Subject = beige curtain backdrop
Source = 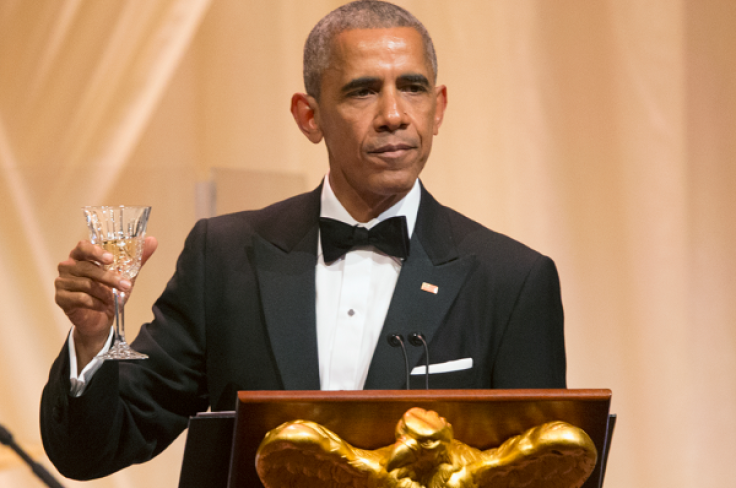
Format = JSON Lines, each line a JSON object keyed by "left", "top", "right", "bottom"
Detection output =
{"left": 1, "top": 1, "right": 734, "bottom": 487}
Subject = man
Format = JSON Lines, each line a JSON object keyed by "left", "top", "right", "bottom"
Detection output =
{"left": 42, "top": 0, "right": 565, "bottom": 480}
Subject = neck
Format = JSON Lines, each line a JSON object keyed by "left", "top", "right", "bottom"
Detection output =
{"left": 328, "top": 176, "right": 408, "bottom": 223}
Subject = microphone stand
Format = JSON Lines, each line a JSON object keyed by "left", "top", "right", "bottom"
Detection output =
{"left": 387, "top": 334, "right": 411, "bottom": 389}
{"left": 409, "top": 333, "right": 430, "bottom": 390}
{"left": 0, "top": 424, "right": 65, "bottom": 488}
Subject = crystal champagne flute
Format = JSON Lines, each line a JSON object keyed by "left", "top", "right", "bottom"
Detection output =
{"left": 83, "top": 205, "right": 151, "bottom": 360}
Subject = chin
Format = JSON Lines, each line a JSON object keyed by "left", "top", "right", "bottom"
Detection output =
{"left": 371, "top": 168, "right": 422, "bottom": 194}
{"left": 369, "top": 178, "right": 415, "bottom": 198}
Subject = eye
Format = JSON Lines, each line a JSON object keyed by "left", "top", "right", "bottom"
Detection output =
{"left": 399, "top": 82, "right": 430, "bottom": 96}
{"left": 404, "top": 84, "right": 426, "bottom": 93}
{"left": 348, "top": 87, "right": 376, "bottom": 98}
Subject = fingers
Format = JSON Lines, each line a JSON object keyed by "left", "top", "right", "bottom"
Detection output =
{"left": 141, "top": 236, "right": 158, "bottom": 266}
{"left": 56, "top": 240, "right": 125, "bottom": 320}
{"left": 55, "top": 236, "right": 158, "bottom": 326}
{"left": 69, "top": 237, "right": 158, "bottom": 268}
{"left": 55, "top": 260, "right": 115, "bottom": 311}
{"left": 60, "top": 244, "right": 129, "bottom": 292}
{"left": 69, "top": 239, "right": 112, "bottom": 267}
{"left": 128, "top": 236, "right": 158, "bottom": 289}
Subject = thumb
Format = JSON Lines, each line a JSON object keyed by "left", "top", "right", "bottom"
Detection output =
{"left": 141, "top": 236, "right": 158, "bottom": 266}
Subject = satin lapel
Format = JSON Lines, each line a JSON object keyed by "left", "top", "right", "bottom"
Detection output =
{"left": 251, "top": 187, "right": 323, "bottom": 391}
{"left": 253, "top": 229, "right": 320, "bottom": 390}
{"left": 363, "top": 236, "right": 475, "bottom": 389}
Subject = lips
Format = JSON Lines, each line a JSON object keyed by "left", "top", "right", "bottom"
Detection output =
{"left": 368, "top": 142, "right": 416, "bottom": 157}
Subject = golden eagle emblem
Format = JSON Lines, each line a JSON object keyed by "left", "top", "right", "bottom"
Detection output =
{"left": 256, "top": 407, "right": 597, "bottom": 488}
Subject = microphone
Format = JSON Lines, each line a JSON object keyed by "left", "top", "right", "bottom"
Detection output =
{"left": 387, "top": 334, "right": 410, "bottom": 390}
{"left": 0, "top": 423, "right": 66, "bottom": 488}
{"left": 409, "top": 332, "right": 430, "bottom": 390}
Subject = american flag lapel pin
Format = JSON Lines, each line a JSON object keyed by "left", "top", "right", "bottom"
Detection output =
{"left": 421, "top": 282, "right": 439, "bottom": 294}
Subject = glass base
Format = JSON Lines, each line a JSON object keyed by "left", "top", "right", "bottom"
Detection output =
{"left": 100, "top": 342, "right": 149, "bottom": 360}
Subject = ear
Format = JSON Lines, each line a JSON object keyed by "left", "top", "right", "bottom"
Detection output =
{"left": 432, "top": 85, "right": 448, "bottom": 135}
{"left": 291, "top": 93, "right": 323, "bottom": 143}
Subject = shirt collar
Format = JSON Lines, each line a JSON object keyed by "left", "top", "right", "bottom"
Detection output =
{"left": 318, "top": 174, "right": 421, "bottom": 258}
{"left": 320, "top": 174, "right": 420, "bottom": 236}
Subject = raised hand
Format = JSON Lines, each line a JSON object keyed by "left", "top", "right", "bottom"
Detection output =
{"left": 55, "top": 236, "right": 157, "bottom": 369}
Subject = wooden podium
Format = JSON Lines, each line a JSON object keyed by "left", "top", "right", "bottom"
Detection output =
{"left": 178, "top": 389, "right": 615, "bottom": 488}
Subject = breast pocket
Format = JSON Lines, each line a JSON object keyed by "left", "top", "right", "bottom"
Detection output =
{"left": 409, "top": 366, "right": 476, "bottom": 389}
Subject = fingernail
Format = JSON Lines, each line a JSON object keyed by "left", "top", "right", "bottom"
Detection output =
{"left": 102, "top": 252, "right": 113, "bottom": 262}
{"left": 119, "top": 279, "right": 132, "bottom": 290}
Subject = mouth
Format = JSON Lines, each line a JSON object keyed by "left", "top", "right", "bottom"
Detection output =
{"left": 368, "top": 143, "right": 416, "bottom": 158}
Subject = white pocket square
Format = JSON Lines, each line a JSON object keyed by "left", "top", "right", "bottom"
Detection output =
{"left": 411, "top": 357, "right": 473, "bottom": 375}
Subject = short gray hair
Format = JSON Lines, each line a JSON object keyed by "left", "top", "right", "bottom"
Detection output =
{"left": 303, "top": 0, "right": 438, "bottom": 100}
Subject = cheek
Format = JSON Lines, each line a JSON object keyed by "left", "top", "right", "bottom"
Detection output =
{"left": 334, "top": 124, "right": 368, "bottom": 154}
{"left": 324, "top": 110, "right": 360, "bottom": 137}
{"left": 327, "top": 128, "right": 359, "bottom": 156}
{"left": 419, "top": 109, "right": 438, "bottom": 136}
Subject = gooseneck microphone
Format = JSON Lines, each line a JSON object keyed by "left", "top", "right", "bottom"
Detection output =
{"left": 409, "top": 332, "right": 430, "bottom": 390}
{"left": 0, "top": 423, "right": 66, "bottom": 488}
{"left": 387, "top": 334, "right": 410, "bottom": 390}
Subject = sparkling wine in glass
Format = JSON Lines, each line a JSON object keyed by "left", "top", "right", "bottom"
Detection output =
{"left": 83, "top": 205, "right": 151, "bottom": 360}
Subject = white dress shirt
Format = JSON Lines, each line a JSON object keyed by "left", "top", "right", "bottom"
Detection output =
{"left": 317, "top": 176, "right": 419, "bottom": 390}
{"left": 69, "top": 176, "right": 421, "bottom": 395}
{"left": 68, "top": 327, "right": 113, "bottom": 396}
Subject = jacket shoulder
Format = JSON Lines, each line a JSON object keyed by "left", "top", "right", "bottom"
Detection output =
{"left": 189, "top": 188, "right": 320, "bottom": 248}
{"left": 418, "top": 184, "right": 551, "bottom": 270}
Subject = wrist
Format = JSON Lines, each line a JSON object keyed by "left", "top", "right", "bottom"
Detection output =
{"left": 72, "top": 327, "right": 112, "bottom": 370}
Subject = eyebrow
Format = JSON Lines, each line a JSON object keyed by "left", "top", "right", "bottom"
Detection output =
{"left": 399, "top": 73, "right": 431, "bottom": 87}
{"left": 341, "top": 76, "right": 381, "bottom": 94}
{"left": 340, "top": 73, "right": 431, "bottom": 94}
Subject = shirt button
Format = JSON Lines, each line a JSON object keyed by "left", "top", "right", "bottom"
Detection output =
{"left": 348, "top": 309, "right": 355, "bottom": 317}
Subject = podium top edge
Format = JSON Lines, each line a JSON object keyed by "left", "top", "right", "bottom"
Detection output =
{"left": 236, "top": 388, "right": 612, "bottom": 403}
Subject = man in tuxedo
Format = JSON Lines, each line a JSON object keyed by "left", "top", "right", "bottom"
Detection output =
{"left": 42, "top": 0, "right": 565, "bottom": 480}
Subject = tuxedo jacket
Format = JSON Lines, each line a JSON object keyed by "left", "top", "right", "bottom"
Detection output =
{"left": 40, "top": 183, "right": 565, "bottom": 479}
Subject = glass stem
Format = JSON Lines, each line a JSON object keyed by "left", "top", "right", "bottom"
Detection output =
{"left": 113, "top": 288, "right": 127, "bottom": 346}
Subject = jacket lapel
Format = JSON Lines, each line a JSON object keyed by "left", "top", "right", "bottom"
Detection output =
{"left": 252, "top": 189, "right": 322, "bottom": 390}
{"left": 363, "top": 239, "right": 475, "bottom": 389}
{"left": 363, "top": 186, "right": 475, "bottom": 389}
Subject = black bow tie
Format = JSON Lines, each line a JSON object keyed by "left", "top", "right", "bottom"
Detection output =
{"left": 319, "top": 216, "right": 410, "bottom": 263}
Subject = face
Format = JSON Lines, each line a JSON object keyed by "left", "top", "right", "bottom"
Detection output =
{"left": 294, "top": 27, "right": 447, "bottom": 220}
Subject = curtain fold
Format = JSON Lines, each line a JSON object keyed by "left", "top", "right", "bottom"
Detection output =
{"left": 1, "top": 1, "right": 733, "bottom": 486}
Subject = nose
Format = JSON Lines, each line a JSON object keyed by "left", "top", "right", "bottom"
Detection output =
{"left": 375, "top": 89, "right": 409, "bottom": 132}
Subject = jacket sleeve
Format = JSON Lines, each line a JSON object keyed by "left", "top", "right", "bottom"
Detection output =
{"left": 491, "top": 255, "right": 567, "bottom": 388}
{"left": 40, "top": 219, "right": 212, "bottom": 480}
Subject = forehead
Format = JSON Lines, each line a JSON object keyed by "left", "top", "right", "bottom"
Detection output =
{"left": 326, "top": 27, "right": 431, "bottom": 78}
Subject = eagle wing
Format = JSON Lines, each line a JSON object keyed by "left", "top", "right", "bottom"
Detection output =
{"left": 256, "top": 420, "right": 394, "bottom": 488}
{"left": 445, "top": 421, "right": 598, "bottom": 488}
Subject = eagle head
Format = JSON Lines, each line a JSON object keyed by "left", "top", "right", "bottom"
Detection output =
{"left": 385, "top": 407, "right": 454, "bottom": 477}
